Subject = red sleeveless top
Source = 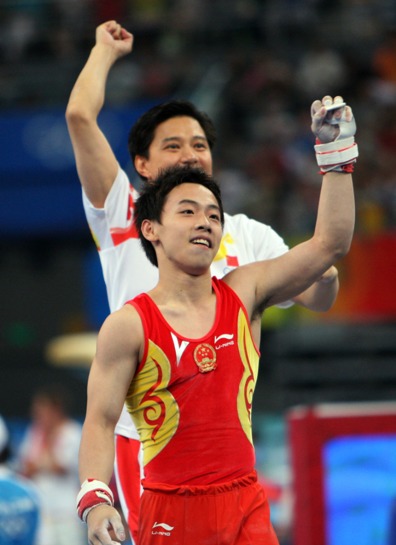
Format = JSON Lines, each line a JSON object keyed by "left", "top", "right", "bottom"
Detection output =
{"left": 125, "top": 277, "right": 260, "bottom": 485}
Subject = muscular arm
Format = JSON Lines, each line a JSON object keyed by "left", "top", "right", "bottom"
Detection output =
{"left": 292, "top": 265, "right": 339, "bottom": 312}
{"left": 65, "top": 21, "right": 133, "bottom": 207}
{"left": 250, "top": 97, "right": 355, "bottom": 313}
{"left": 79, "top": 306, "right": 142, "bottom": 484}
{"left": 79, "top": 306, "right": 143, "bottom": 544}
{"left": 265, "top": 170, "right": 353, "bottom": 307}
{"left": 228, "top": 169, "right": 355, "bottom": 326}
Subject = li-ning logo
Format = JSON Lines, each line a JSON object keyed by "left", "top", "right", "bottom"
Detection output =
{"left": 151, "top": 521, "right": 174, "bottom": 537}
{"left": 214, "top": 333, "right": 234, "bottom": 349}
{"left": 214, "top": 333, "right": 233, "bottom": 343}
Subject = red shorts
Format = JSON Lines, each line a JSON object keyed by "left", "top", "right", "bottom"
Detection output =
{"left": 114, "top": 435, "right": 142, "bottom": 544}
{"left": 138, "top": 471, "right": 280, "bottom": 545}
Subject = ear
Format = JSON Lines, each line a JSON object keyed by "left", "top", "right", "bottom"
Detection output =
{"left": 141, "top": 219, "right": 159, "bottom": 242}
{"left": 134, "top": 155, "right": 150, "bottom": 180}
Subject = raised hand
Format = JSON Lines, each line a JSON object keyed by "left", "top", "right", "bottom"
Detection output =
{"left": 311, "top": 95, "right": 356, "bottom": 143}
{"left": 311, "top": 95, "right": 358, "bottom": 173}
{"left": 96, "top": 20, "right": 134, "bottom": 59}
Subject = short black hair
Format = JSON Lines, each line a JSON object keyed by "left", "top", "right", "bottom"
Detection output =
{"left": 135, "top": 165, "right": 224, "bottom": 267}
{"left": 128, "top": 100, "right": 217, "bottom": 178}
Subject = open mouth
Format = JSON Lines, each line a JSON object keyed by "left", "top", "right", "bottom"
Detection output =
{"left": 191, "top": 237, "right": 211, "bottom": 248}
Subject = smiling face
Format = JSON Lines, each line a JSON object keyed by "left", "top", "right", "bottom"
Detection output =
{"left": 142, "top": 183, "right": 223, "bottom": 275}
{"left": 134, "top": 116, "right": 213, "bottom": 180}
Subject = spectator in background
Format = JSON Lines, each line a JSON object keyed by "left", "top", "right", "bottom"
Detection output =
{"left": 371, "top": 29, "right": 396, "bottom": 106}
{"left": 0, "top": 1, "right": 43, "bottom": 63}
{"left": 47, "top": 0, "right": 93, "bottom": 59}
{"left": 17, "top": 384, "right": 84, "bottom": 545}
{"left": 294, "top": 36, "right": 348, "bottom": 101}
{"left": 0, "top": 414, "right": 40, "bottom": 545}
{"left": 372, "top": 29, "right": 396, "bottom": 85}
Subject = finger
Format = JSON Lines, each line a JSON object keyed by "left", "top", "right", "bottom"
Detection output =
{"left": 109, "top": 516, "right": 126, "bottom": 542}
{"left": 343, "top": 105, "right": 353, "bottom": 123}
{"left": 89, "top": 526, "right": 118, "bottom": 545}
{"left": 311, "top": 104, "right": 327, "bottom": 133}
{"left": 326, "top": 106, "right": 344, "bottom": 126}
{"left": 322, "top": 95, "right": 333, "bottom": 109}
{"left": 115, "top": 24, "right": 122, "bottom": 40}
{"left": 107, "top": 22, "right": 122, "bottom": 40}
{"left": 110, "top": 23, "right": 122, "bottom": 40}
{"left": 321, "top": 95, "right": 346, "bottom": 114}
{"left": 104, "top": 20, "right": 117, "bottom": 32}
{"left": 311, "top": 99, "right": 323, "bottom": 117}
{"left": 325, "top": 99, "right": 346, "bottom": 125}
{"left": 120, "top": 28, "right": 133, "bottom": 41}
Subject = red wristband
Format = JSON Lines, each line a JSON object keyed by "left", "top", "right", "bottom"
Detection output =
{"left": 76, "top": 479, "right": 114, "bottom": 522}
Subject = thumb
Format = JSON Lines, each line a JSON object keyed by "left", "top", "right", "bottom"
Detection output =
{"left": 311, "top": 103, "right": 326, "bottom": 134}
{"left": 109, "top": 515, "right": 126, "bottom": 542}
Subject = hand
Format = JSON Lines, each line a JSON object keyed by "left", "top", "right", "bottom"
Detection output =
{"left": 311, "top": 95, "right": 358, "bottom": 173}
{"left": 311, "top": 95, "right": 356, "bottom": 143}
{"left": 96, "top": 20, "right": 134, "bottom": 59}
{"left": 317, "top": 265, "right": 338, "bottom": 284}
{"left": 86, "top": 504, "right": 126, "bottom": 545}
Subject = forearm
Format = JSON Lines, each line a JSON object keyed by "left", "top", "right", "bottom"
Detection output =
{"left": 293, "top": 266, "right": 339, "bottom": 311}
{"left": 314, "top": 171, "right": 355, "bottom": 260}
{"left": 262, "top": 173, "right": 353, "bottom": 309}
{"left": 77, "top": 421, "right": 125, "bottom": 540}
{"left": 65, "top": 42, "right": 123, "bottom": 206}
{"left": 66, "top": 44, "right": 117, "bottom": 122}
{"left": 79, "top": 417, "right": 115, "bottom": 485}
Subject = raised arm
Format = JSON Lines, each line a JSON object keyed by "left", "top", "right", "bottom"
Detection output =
{"left": 292, "top": 265, "right": 339, "bottom": 312}
{"left": 228, "top": 96, "right": 357, "bottom": 318}
{"left": 77, "top": 305, "right": 143, "bottom": 544}
{"left": 260, "top": 170, "right": 354, "bottom": 309}
{"left": 65, "top": 20, "right": 133, "bottom": 207}
{"left": 290, "top": 96, "right": 357, "bottom": 311}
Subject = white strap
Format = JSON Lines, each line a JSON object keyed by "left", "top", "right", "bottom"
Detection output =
{"left": 76, "top": 479, "right": 114, "bottom": 508}
{"left": 315, "top": 137, "right": 358, "bottom": 167}
{"left": 314, "top": 136, "right": 355, "bottom": 153}
{"left": 316, "top": 145, "right": 359, "bottom": 167}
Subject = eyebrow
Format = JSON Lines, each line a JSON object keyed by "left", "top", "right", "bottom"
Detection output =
{"left": 161, "top": 135, "right": 208, "bottom": 144}
{"left": 178, "top": 199, "right": 220, "bottom": 212}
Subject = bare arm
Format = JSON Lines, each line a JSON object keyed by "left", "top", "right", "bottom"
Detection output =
{"left": 65, "top": 21, "right": 133, "bottom": 207}
{"left": 292, "top": 265, "right": 339, "bottom": 312}
{"left": 79, "top": 305, "right": 143, "bottom": 543}
{"left": 227, "top": 97, "right": 357, "bottom": 321}
{"left": 254, "top": 170, "right": 354, "bottom": 310}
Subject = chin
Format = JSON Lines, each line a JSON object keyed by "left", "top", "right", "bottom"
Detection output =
{"left": 185, "top": 262, "right": 212, "bottom": 276}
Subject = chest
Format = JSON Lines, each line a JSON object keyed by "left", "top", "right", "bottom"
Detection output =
{"left": 159, "top": 304, "right": 216, "bottom": 339}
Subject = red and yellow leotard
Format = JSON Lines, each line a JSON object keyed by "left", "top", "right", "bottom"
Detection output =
{"left": 125, "top": 277, "right": 260, "bottom": 486}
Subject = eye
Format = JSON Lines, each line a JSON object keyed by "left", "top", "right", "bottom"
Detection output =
{"left": 209, "top": 213, "right": 221, "bottom": 222}
{"left": 180, "top": 209, "right": 194, "bottom": 215}
{"left": 165, "top": 143, "right": 180, "bottom": 150}
{"left": 195, "top": 142, "right": 208, "bottom": 149}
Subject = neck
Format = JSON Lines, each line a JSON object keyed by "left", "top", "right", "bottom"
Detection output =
{"left": 148, "top": 268, "right": 217, "bottom": 340}
{"left": 149, "top": 266, "right": 213, "bottom": 306}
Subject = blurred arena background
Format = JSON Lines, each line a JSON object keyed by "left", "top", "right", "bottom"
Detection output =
{"left": 0, "top": 1, "right": 395, "bottom": 544}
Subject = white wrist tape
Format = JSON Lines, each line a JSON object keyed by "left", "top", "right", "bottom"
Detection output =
{"left": 314, "top": 136, "right": 358, "bottom": 171}
{"left": 76, "top": 479, "right": 114, "bottom": 522}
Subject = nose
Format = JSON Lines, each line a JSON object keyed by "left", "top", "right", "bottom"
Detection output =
{"left": 179, "top": 147, "right": 199, "bottom": 166}
{"left": 196, "top": 213, "right": 211, "bottom": 231}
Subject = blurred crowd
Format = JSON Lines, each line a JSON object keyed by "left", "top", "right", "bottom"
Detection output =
{"left": 1, "top": 0, "right": 396, "bottom": 238}
{"left": 0, "top": 384, "right": 85, "bottom": 545}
